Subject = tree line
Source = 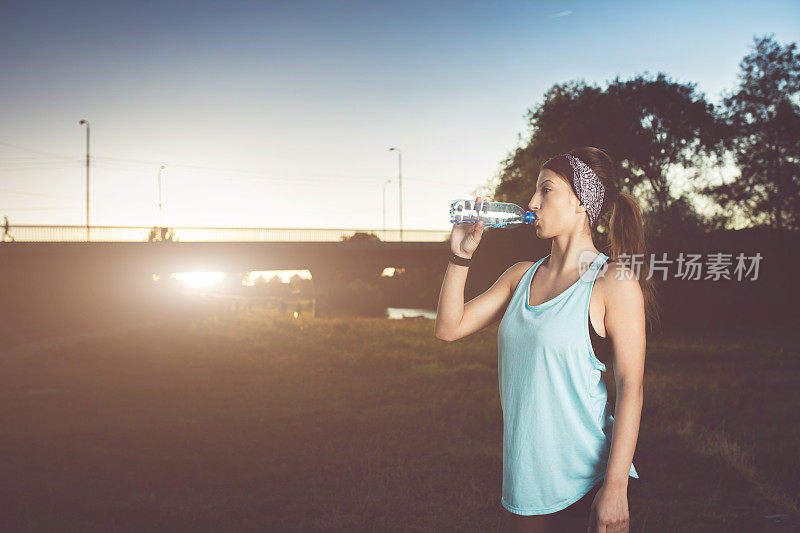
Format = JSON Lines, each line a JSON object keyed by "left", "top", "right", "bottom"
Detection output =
{"left": 478, "top": 34, "right": 799, "bottom": 241}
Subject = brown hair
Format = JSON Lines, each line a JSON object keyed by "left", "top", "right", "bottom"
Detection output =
{"left": 541, "top": 146, "right": 661, "bottom": 331}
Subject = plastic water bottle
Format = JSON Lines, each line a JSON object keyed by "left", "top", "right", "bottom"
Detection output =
{"left": 450, "top": 199, "right": 537, "bottom": 228}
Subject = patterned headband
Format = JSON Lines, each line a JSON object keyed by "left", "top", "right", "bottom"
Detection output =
{"left": 564, "top": 154, "right": 605, "bottom": 227}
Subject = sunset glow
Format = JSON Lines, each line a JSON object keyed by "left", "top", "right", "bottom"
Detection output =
{"left": 170, "top": 271, "right": 226, "bottom": 287}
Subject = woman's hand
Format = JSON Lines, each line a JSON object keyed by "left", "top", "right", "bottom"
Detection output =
{"left": 450, "top": 196, "right": 486, "bottom": 259}
{"left": 587, "top": 484, "right": 630, "bottom": 533}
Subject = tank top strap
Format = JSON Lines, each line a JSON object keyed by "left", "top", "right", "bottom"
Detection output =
{"left": 573, "top": 252, "right": 609, "bottom": 291}
{"left": 510, "top": 255, "right": 548, "bottom": 306}
{"left": 569, "top": 252, "right": 609, "bottom": 307}
{"left": 571, "top": 251, "right": 609, "bottom": 371}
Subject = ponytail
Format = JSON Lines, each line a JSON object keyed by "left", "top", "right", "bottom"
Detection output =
{"left": 608, "top": 192, "right": 662, "bottom": 331}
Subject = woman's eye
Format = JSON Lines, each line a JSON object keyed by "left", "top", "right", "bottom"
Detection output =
{"left": 543, "top": 188, "right": 551, "bottom": 193}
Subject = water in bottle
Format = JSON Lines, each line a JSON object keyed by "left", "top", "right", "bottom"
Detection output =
{"left": 450, "top": 199, "right": 537, "bottom": 228}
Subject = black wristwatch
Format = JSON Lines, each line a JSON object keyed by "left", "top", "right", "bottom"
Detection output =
{"left": 449, "top": 253, "right": 472, "bottom": 267}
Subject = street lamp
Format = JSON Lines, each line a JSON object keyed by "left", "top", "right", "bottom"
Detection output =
{"left": 388, "top": 147, "right": 402, "bottom": 241}
{"left": 78, "top": 119, "right": 90, "bottom": 241}
{"left": 382, "top": 178, "right": 392, "bottom": 237}
{"left": 158, "top": 165, "right": 166, "bottom": 227}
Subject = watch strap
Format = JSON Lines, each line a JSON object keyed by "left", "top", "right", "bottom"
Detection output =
{"left": 449, "top": 253, "right": 472, "bottom": 266}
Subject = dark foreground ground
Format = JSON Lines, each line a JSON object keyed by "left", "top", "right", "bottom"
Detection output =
{"left": 0, "top": 304, "right": 798, "bottom": 532}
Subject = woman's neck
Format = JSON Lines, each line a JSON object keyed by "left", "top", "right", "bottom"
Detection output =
{"left": 546, "top": 236, "right": 600, "bottom": 275}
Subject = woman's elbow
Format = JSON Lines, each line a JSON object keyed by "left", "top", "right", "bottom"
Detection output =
{"left": 434, "top": 327, "right": 455, "bottom": 342}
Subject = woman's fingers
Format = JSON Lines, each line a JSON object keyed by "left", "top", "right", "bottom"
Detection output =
{"left": 474, "top": 197, "right": 485, "bottom": 237}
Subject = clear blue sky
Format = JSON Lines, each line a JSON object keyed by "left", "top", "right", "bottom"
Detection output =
{"left": 1, "top": 0, "right": 798, "bottom": 229}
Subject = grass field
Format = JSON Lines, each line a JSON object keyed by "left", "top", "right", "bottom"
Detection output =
{"left": 0, "top": 307, "right": 798, "bottom": 532}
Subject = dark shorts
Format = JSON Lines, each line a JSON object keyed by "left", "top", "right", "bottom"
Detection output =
{"left": 553, "top": 480, "right": 603, "bottom": 518}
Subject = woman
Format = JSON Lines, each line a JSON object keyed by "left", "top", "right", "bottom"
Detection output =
{"left": 434, "top": 147, "right": 660, "bottom": 532}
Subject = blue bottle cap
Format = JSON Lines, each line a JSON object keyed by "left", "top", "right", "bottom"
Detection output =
{"left": 524, "top": 211, "right": 535, "bottom": 224}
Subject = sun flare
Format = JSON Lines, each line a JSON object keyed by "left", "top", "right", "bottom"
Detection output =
{"left": 170, "top": 271, "right": 226, "bottom": 287}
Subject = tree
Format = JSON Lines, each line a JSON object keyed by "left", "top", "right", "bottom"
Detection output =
{"left": 605, "top": 73, "right": 721, "bottom": 236}
{"left": 340, "top": 231, "right": 381, "bottom": 242}
{"left": 699, "top": 34, "right": 800, "bottom": 233}
{"left": 493, "top": 73, "right": 719, "bottom": 239}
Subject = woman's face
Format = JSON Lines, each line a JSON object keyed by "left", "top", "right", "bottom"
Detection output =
{"left": 527, "top": 168, "right": 585, "bottom": 238}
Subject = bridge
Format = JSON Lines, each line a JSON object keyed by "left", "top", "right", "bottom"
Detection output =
{"left": 0, "top": 225, "right": 453, "bottom": 318}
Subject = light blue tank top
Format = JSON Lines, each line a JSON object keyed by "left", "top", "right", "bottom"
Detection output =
{"left": 497, "top": 251, "right": 639, "bottom": 515}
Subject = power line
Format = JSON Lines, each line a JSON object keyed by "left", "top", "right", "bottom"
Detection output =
{"left": 0, "top": 188, "right": 81, "bottom": 200}
{"left": 0, "top": 142, "right": 77, "bottom": 161}
{"left": 91, "top": 155, "right": 460, "bottom": 185}
{"left": 0, "top": 140, "right": 470, "bottom": 187}
{"left": 91, "top": 157, "right": 466, "bottom": 188}
{"left": 0, "top": 157, "right": 81, "bottom": 162}
{"left": 0, "top": 206, "right": 80, "bottom": 211}
{"left": 89, "top": 163, "right": 383, "bottom": 189}
{"left": 0, "top": 162, "right": 83, "bottom": 169}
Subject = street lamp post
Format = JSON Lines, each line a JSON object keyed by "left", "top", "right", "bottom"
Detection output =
{"left": 388, "top": 147, "right": 402, "bottom": 241}
{"left": 79, "top": 119, "right": 90, "bottom": 241}
{"left": 382, "top": 178, "right": 392, "bottom": 238}
{"left": 158, "top": 165, "right": 166, "bottom": 227}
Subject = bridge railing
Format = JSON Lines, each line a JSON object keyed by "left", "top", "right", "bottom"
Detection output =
{"left": 0, "top": 225, "right": 452, "bottom": 243}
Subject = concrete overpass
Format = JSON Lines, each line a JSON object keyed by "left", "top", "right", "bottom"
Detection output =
{"left": 0, "top": 225, "right": 453, "bottom": 317}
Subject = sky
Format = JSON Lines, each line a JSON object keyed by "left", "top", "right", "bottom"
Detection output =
{"left": 1, "top": 0, "right": 798, "bottom": 231}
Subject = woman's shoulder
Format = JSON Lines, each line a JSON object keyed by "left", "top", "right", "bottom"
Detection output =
{"left": 507, "top": 260, "right": 536, "bottom": 294}
{"left": 598, "top": 259, "right": 638, "bottom": 283}
{"left": 596, "top": 259, "right": 643, "bottom": 301}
